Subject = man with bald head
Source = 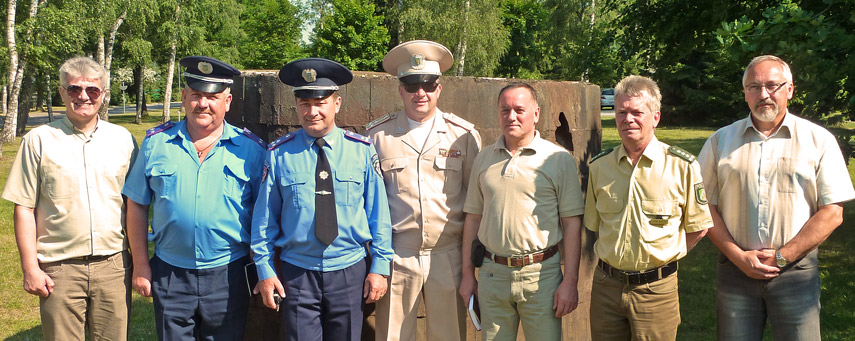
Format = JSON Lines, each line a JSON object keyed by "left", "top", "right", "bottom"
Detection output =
{"left": 699, "top": 55, "right": 855, "bottom": 339}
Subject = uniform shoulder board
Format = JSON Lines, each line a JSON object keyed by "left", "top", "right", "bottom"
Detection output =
{"left": 668, "top": 146, "right": 697, "bottom": 162}
{"left": 365, "top": 113, "right": 395, "bottom": 131}
{"left": 268, "top": 133, "right": 295, "bottom": 151}
{"left": 344, "top": 129, "right": 371, "bottom": 145}
{"left": 241, "top": 127, "right": 266, "bottom": 148}
{"left": 146, "top": 121, "right": 175, "bottom": 137}
{"left": 590, "top": 147, "right": 615, "bottom": 163}
{"left": 443, "top": 112, "right": 475, "bottom": 131}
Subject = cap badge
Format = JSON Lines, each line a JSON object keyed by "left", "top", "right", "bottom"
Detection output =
{"left": 411, "top": 54, "right": 425, "bottom": 70}
{"left": 198, "top": 62, "right": 214, "bottom": 75}
{"left": 302, "top": 68, "right": 317, "bottom": 82}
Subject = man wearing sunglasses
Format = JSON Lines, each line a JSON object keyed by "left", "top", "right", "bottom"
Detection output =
{"left": 366, "top": 40, "right": 481, "bottom": 341}
{"left": 2, "top": 56, "right": 138, "bottom": 339}
{"left": 699, "top": 55, "right": 855, "bottom": 339}
{"left": 123, "top": 56, "right": 266, "bottom": 340}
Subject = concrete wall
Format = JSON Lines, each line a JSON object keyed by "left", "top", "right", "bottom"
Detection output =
{"left": 229, "top": 71, "right": 604, "bottom": 340}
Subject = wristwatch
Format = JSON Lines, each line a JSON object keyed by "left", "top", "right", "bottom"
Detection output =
{"left": 775, "top": 250, "right": 788, "bottom": 268}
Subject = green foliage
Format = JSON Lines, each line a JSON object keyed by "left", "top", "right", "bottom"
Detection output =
{"left": 496, "top": 0, "right": 550, "bottom": 79}
{"left": 398, "top": 0, "right": 509, "bottom": 76}
{"left": 239, "top": 0, "right": 304, "bottom": 69}
{"left": 309, "top": 0, "right": 390, "bottom": 71}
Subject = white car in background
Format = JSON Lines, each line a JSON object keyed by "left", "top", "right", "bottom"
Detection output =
{"left": 601, "top": 88, "right": 615, "bottom": 108}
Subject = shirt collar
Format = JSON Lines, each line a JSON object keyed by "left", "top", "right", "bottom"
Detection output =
{"left": 617, "top": 135, "right": 663, "bottom": 164}
{"left": 301, "top": 126, "right": 342, "bottom": 150}
{"left": 61, "top": 115, "right": 99, "bottom": 138}
{"left": 496, "top": 131, "right": 541, "bottom": 153}
{"left": 742, "top": 111, "right": 793, "bottom": 139}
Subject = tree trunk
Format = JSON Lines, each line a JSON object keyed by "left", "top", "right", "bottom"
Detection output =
{"left": 163, "top": 3, "right": 180, "bottom": 123}
{"left": 3, "top": 0, "right": 21, "bottom": 144}
{"left": 98, "top": 8, "right": 127, "bottom": 121}
{"left": 16, "top": 73, "right": 34, "bottom": 135}
{"left": 455, "top": 0, "right": 470, "bottom": 76}
{"left": 2, "top": 86, "right": 7, "bottom": 116}
{"left": 46, "top": 72, "right": 52, "bottom": 122}
{"left": 134, "top": 66, "right": 144, "bottom": 124}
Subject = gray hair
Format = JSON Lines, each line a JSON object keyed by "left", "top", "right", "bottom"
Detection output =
{"left": 58, "top": 56, "right": 108, "bottom": 88}
{"left": 614, "top": 75, "right": 661, "bottom": 113}
{"left": 742, "top": 55, "right": 793, "bottom": 86}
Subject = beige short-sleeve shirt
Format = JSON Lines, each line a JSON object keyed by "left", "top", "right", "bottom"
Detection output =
{"left": 698, "top": 113, "right": 855, "bottom": 250}
{"left": 464, "top": 133, "right": 585, "bottom": 256}
{"left": 367, "top": 110, "right": 481, "bottom": 254}
{"left": 584, "top": 137, "right": 713, "bottom": 271}
{"left": 2, "top": 117, "right": 137, "bottom": 262}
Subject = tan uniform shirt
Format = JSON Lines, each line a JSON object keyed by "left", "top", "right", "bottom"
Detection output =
{"left": 464, "top": 132, "right": 585, "bottom": 256}
{"left": 698, "top": 113, "right": 855, "bottom": 250}
{"left": 367, "top": 110, "right": 481, "bottom": 255}
{"left": 585, "top": 137, "right": 713, "bottom": 271}
{"left": 2, "top": 117, "right": 137, "bottom": 262}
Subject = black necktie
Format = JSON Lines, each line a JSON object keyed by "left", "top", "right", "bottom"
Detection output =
{"left": 314, "top": 138, "right": 338, "bottom": 245}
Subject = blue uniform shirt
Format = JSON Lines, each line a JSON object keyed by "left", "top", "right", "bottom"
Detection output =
{"left": 123, "top": 120, "right": 266, "bottom": 269}
{"left": 252, "top": 127, "right": 393, "bottom": 281}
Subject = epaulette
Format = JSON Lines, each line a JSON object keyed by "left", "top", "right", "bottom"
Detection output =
{"left": 344, "top": 130, "right": 371, "bottom": 145}
{"left": 590, "top": 147, "right": 615, "bottom": 163}
{"left": 268, "top": 133, "right": 295, "bottom": 151}
{"left": 241, "top": 127, "right": 266, "bottom": 148}
{"left": 146, "top": 121, "right": 175, "bottom": 137}
{"left": 668, "top": 146, "right": 696, "bottom": 162}
{"left": 443, "top": 112, "right": 475, "bottom": 131}
{"left": 365, "top": 113, "right": 395, "bottom": 131}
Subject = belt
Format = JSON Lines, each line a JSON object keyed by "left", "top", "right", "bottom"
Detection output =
{"left": 598, "top": 259, "right": 677, "bottom": 285}
{"left": 68, "top": 254, "right": 115, "bottom": 262}
{"left": 485, "top": 244, "right": 560, "bottom": 267}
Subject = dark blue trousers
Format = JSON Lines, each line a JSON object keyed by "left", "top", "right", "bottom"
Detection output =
{"left": 151, "top": 255, "right": 251, "bottom": 341}
{"left": 280, "top": 259, "right": 366, "bottom": 341}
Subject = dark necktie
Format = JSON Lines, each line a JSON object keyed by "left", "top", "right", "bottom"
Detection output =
{"left": 314, "top": 138, "right": 338, "bottom": 245}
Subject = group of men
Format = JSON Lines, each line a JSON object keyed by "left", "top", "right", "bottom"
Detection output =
{"left": 3, "top": 39, "right": 852, "bottom": 341}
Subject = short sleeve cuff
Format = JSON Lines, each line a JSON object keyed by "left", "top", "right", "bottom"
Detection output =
{"left": 122, "top": 187, "right": 152, "bottom": 205}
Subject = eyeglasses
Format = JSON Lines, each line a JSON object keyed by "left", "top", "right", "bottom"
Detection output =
{"left": 66, "top": 85, "right": 103, "bottom": 98}
{"left": 745, "top": 81, "right": 787, "bottom": 94}
{"left": 402, "top": 82, "right": 439, "bottom": 93}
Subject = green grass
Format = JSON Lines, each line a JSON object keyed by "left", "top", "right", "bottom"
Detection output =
{"left": 1, "top": 116, "right": 854, "bottom": 339}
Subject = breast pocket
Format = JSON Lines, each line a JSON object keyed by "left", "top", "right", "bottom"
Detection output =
{"left": 279, "top": 173, "right": 311, "bottom": 209}
{"left": 380, "top": 157, "right": 408, "bottom": 194}
{"left": 149, "top": 163, "right": 178, "bottom": 200}
{"left": 43, "top": 167, "right": 78, "bottom": 199}
{"left": 334, "top": 171, "right": 364, "bottom": 207}
{"left": 776, "top": 157, "right": 815, "bottom": 193}
{"left": 640, "top": 199, "right": 679, "bottom": 244}
{"left": 225, "top": 163, "right": 251, "bottom": 204}
{"left": 435, "top": 156, "right": 463, "bottom": 194}
{"left": 595, "top": 196, "right": 624, "bottom": 214}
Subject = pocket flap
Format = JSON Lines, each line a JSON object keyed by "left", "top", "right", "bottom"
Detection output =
{"left": 435, "top": 156, "right": 462, "bottom": 171}
{"left": 335, "top": 171, "right": 363, "bottom": 183}
{"left": 380, "top": 157, "right": 407, "bottom": 171}
{"left": 225, "top": 163, "right": 250, "bottom": 182}
{"left": 150, "top": 163, "right": 177, "bottom": 177}
{"left": 640, "top": 199, "right": 678, "bottom": 216}
{"left": 280, "top": 173, "right": 310, "bottom": 186}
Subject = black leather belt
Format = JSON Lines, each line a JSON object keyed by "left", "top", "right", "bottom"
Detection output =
{"left": 485, "top": 244, "right": 560, "bottom": 267}
{"left": 598, "top": 259, "right": 677, "bottom": 285}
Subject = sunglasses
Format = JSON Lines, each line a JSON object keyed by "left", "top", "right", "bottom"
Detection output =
{"left": 402, "top": 82, "right": 439, "bottom": 93}
{"left": 66, "top": 85, "right": 103, "bottom": 99}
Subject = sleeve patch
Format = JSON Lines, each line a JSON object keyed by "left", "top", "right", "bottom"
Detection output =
{"left": 694, "top": 182, "right": 708, "bottom": 205}
{"left": 372, "top": 153, "right": 383, "bottom": 179}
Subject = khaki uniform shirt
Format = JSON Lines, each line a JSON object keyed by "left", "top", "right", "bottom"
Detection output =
{"left": 367, "top": 110, "right": 481, "bottom": 254}
{"left": 698, "top": 113, "right": 855, "bottom": 250}
{"left": 585, "top": 137, "right": 713, "bottom": 271}
{"left": 2, "top": 117, "right": 137, "bottom": 263}
{"left": 464, "top": 133, "right": 585, "bottom": 256}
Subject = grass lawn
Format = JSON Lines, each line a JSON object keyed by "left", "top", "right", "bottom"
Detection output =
{"left": 0, "top": 115, "right": 853, "bottom": 339}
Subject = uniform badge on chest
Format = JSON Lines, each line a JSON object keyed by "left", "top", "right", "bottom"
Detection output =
{"left": 439, "top": 148, "right": 462, "bottom": 158}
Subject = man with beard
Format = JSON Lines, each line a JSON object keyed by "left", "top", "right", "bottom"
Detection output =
{"left": 698, "top": 55, "right": 855, "bottom": 339}
{"left": 2, "top": 56, "right": 137, "bottom": 340}
{"left": 123, "top": 56, "right": 266, "bottom": 340}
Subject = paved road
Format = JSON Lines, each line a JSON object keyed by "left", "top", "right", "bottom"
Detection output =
{"left": 601, "top": 107, "right": 615, "bottom": 117}
{"left": 26, "top": 102, "right": 181, "bottom": 126}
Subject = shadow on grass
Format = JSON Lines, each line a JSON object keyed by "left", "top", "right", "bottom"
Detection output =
{"left": 5, "top": 296, "right": 156, "bottom": 340}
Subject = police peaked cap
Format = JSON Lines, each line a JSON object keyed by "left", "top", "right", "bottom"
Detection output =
{"left": 180, "top": 56, "right": 240, "bottom": 94}
{"left": 279, "top": 58, "right": 353, "bottom": 99}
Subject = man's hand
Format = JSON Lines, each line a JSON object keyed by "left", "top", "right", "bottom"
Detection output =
{"left": 254, "top": 277, "right": 286, "bottom": 310}
{"left": 22, "top": 267, "right": 54, "bottom": 297}
{"left": 459, "top": 273, "right": 478, "bottom": 302}
{"left": 734, "top": 249, "right": 780, "bottom": 280}
{"left": 553, "top": 278, "right": 578, "bottom": 317}
{"left": 132, "top": 263, "right": 153, "bottom": 297}
{"left": 363, "top": 273, "right": 387, "bottom": 304}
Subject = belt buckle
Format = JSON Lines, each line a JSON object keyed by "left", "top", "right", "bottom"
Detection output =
{"left": 507, "top": 254, "right": 533, "bottom": 267}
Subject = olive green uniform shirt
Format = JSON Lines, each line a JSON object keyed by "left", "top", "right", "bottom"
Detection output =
{"left": 2, "top": 117, "right": 137, "bottom": 262}
{"left": 585, "top": 137, "right": 712, "bottom": 271}
{"left": 464, "top": 132, "right": 585, "bottom": 256}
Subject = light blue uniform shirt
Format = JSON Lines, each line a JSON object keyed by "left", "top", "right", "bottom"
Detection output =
{"left": 252, "top": 126, "right": 393, "bottom": 281}
{"left": 123, "top": 120, "right": 266, "bottom": 269}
